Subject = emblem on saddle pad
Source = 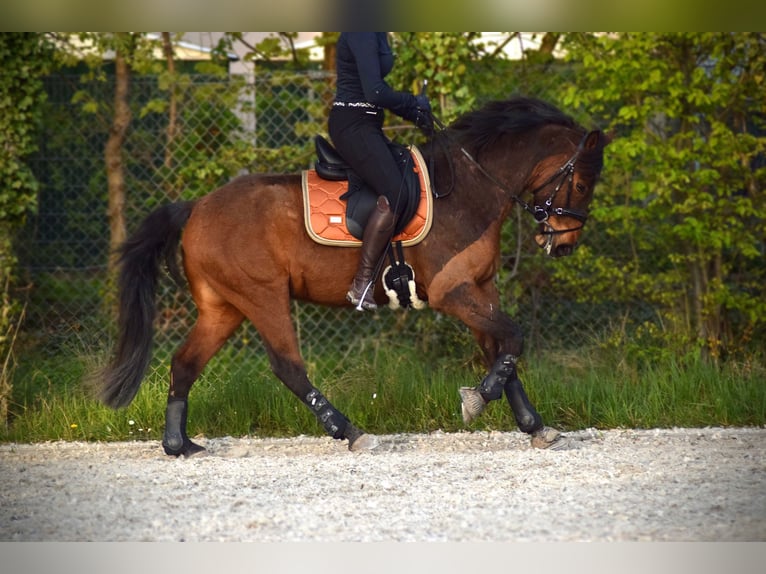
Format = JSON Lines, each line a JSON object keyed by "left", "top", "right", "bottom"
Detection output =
{"left": 301, "top": 137, "right": 433, "bottom": 247}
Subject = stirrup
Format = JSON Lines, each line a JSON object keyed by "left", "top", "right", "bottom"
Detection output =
{"left": 347, "top": 281, "right": 377, "bottom": 311}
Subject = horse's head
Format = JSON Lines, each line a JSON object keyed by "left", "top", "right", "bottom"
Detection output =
{"left": 530, "top": 129, "right": 609, "bottom": 258}
{"left": 436, "top": 97, "right": 610, "bottom": 257}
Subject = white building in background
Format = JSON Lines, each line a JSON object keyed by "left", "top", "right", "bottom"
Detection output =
{"left": 178, "top": 33, "right": 560, "bottom": 75}
{"left": 180, "top": 32, "right": 323, "bottom": 74}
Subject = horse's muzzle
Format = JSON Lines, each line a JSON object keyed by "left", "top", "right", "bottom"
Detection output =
{"left": 552, "top": 243, "right": 574, "bottom": 257}
{"left": 534, "top": 225, "right": 579, "bottom": 257}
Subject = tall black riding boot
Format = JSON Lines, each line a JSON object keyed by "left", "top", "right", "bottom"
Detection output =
{"left": 347, "top": 196, "right": 396, "bottom": 311}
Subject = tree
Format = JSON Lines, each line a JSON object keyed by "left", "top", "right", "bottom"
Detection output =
{"left": 104, "top": 33, "right": 134, "bottom": 274}
{"left": 59, "top": 33, "right": 193, "bottom": 277}
{"left": 560, "top": 33, "right": 766, "bottom": 359}
{"left": 51, "top": 33, "right": 160, "bottom": 280}
{"left": 161, "top": 32, "right": 180, "bottom": 200}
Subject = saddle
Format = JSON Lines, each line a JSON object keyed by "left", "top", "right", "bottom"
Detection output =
{"left": 301, "top": 135, "right": 433, "bottom": 247}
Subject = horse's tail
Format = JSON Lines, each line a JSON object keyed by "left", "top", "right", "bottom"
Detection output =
{"left": 98, "top": 201, "right": 195, "bottom": 409}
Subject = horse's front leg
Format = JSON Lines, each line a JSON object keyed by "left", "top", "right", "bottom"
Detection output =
{"left": 460, "top": 334, "right": 562, "bottom": 449}
{"left": 459, "top": 352, "right": 533, "bottom": 425}
{"left": 433, "top": 282, "right": 561, "bottom": 448}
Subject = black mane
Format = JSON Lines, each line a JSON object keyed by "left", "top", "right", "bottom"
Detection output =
{"left": 446, "top": 96, "right": 579, "bottom": 154}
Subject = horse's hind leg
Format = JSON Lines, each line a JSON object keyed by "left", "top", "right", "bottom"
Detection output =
{"left": 163, "top": 303, "right": 244, "bottom": 456}
{"left": 265, "top": 350, "right": 377, "bottom": 450}
{"left": 237, "top": 290, "right": 378, "bottom": 451}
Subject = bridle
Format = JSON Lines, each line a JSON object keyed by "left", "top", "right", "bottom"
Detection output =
{"left": 521, "top": 136, "right": 591, "bottom": 255}
{"left": 525, "top": 137, "right": 589, "bottom": 230}
{"left": 469, "top": 136, "right": 589, "bottom": 231}
{"left": 454, "top": 133, "right": 590, "bottom": 255}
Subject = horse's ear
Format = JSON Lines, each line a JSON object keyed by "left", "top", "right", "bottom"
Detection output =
{"left": 584, "top": 129, "right": 612, "bottom": 149}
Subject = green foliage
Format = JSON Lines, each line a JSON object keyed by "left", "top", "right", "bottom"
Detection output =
{"left": 216, "top": 33, "right": 319, "bottom": 70}
{"left": 559, "top": 33, "right": 766, "bottom": 358}
{"left": 0, "top": 33, "right": 52, "bottom": 226}
{"left": 390, "top": 32, "right": 483, "bottom": 123}
{"left": 0, "top": 33, "right": 54, "bottom": 425}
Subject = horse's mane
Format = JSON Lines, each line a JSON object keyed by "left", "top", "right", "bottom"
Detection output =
{"left": 444, "top": 96, "right": 580, "bottom": 155}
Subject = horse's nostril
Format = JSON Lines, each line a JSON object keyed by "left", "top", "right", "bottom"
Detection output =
{"left": 554, "top": 244, "right": 574, "bottom": 257}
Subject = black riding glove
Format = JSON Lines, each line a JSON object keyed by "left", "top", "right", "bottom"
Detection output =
{"left": 413, "top": 94, "right": 434, "bottom": 135}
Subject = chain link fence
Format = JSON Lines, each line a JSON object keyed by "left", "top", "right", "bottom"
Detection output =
{"left": 18, "top": 69, "right": 630, "bottom": 385}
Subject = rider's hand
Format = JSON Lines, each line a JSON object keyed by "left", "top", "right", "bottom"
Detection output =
{"left": 413, "top": 94, "right": 434, "bottom": 134}
{"left": 414, "top": 94, "right": 431, "bottom": 112}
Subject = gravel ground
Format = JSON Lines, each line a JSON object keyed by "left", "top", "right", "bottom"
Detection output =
{"left": 1, "top": 427, "right": 764, "bottom": 542}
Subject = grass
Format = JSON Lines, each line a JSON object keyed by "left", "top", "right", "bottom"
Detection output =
{"left": 2, "top": 340, "right": 765, "bottom": 444}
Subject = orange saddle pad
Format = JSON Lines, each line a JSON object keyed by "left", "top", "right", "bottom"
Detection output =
{"left": 301, "top": 145, "right": 433, "bottom": 247}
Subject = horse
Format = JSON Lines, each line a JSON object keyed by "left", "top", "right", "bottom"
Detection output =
{"left": 97, "top": 96, "right": 609, "bottom": 456}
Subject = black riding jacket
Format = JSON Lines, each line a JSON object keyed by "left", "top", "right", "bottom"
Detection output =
{"left": 334, "top": 32, "right": 418, "bottom": 122}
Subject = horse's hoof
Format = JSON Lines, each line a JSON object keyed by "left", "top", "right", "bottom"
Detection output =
{"left": 163, "top": 439, "right": 206, "bottom": 457}
{"left": 349, "top": 433, "right": 380, "bottom": 452}
{"left": 530, "top": 426, "right": 564, "bottom": 449}
{"left": 459, "top": 386, "right": 486, "bottom": 424}
{"left": 183, "top": 441, "right": 207, "bottom": 457}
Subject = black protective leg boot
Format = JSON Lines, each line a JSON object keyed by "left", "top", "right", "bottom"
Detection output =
{"left": 347, "top": 196, "right": 396, "bottom": 311}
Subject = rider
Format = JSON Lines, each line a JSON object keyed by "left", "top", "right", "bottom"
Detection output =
{"left": 328, "top": 32, "right": 433, "bottom": 311}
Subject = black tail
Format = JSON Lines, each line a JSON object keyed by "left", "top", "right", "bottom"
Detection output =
{"left": 99, "top": 201, "right": 194, "bottom": 408}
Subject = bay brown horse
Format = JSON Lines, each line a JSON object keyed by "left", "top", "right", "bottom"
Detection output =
{"left": 98, "top": 96, "right": 609, "bottom": 455}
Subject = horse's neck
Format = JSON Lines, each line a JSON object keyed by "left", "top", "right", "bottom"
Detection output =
{"left": 425, "top": 153, "right": 512, "bottom": 226}
{"left": 462, "top": 149, "right": 534, "bottom": 215}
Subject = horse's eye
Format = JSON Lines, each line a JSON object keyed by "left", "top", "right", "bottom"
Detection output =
{"left": 576, "top": 182, "right": 586, "bottom": 194}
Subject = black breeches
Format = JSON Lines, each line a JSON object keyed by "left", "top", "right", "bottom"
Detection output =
{"left": 328, "top": 106, "right": 407, "bottom": 213}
